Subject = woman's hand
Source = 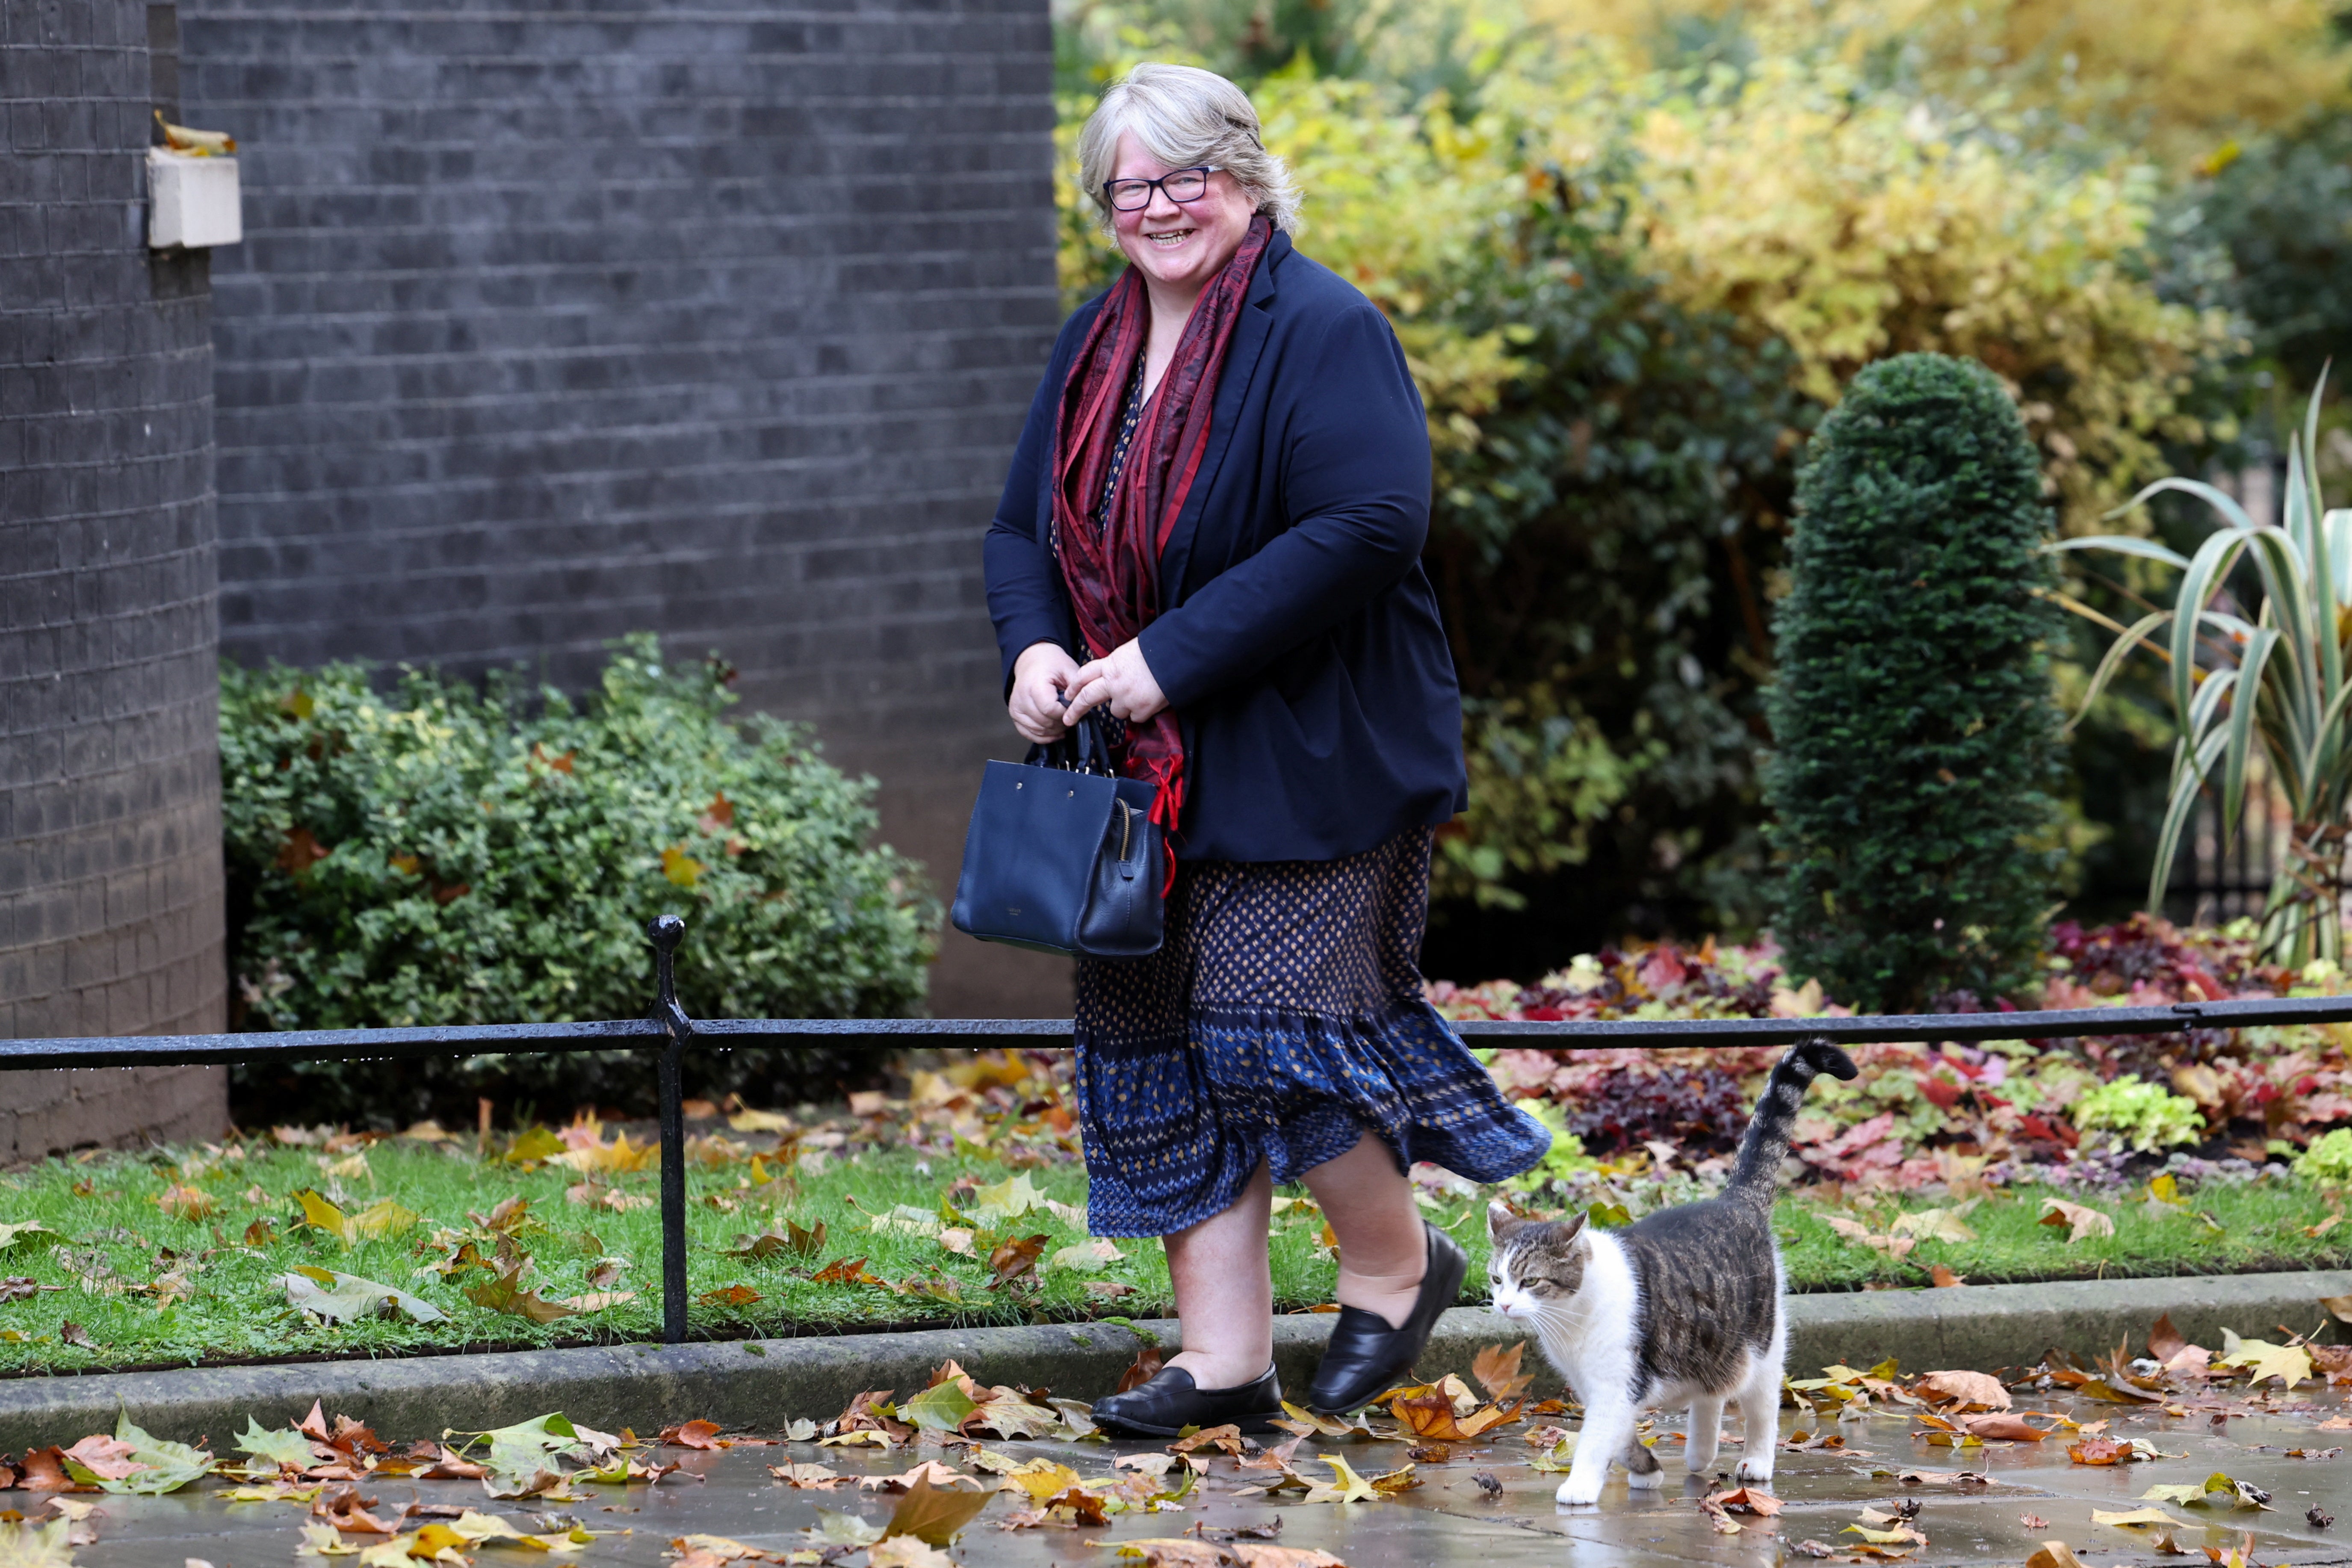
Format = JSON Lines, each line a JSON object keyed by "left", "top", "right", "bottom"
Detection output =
{"left": 1066, "top": 639, "right": 1167, "bottom": 725}
{"left": 1008, "top": 642, "right": 1080, "bottom": 744}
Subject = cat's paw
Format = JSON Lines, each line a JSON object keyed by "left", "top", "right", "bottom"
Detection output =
{"left": 1732, "top": 1457, "right": 1775, "bottom": 1484}
{"left": 1624, "top": 1466, "right": 1664, "bottom": 1490}
{"left": 1554, "top": 1474, "right": 1604, "bottom": 1507}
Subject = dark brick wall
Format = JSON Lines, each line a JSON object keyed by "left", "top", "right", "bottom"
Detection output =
{"left": 0, "top": 0, "right": 231, "bottom": 1153}
{"left": 180, "top": 0, "right": 1070, "bottom": 1013}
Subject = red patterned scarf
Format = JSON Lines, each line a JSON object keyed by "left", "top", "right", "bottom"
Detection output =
{"left": 1050, "top": 216, "right": 1272, "bottom": 868}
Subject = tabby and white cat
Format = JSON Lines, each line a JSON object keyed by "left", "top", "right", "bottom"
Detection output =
{"left": 1485, "top": 1037, "right": 1858, "bottom": 1506}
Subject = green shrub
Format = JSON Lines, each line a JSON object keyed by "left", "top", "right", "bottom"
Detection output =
{"left": 220, "top": 635, "right": 934, "bottom": 1125}
{"left": 2071, "top": 1076, "right": 2206, "bottom": 1153}
{"left": 2296, "top": 1127, "right": 2352, "bottom": 1185}
{"left": 1764, "top": 353, "right": 2066, "bottom": 1010}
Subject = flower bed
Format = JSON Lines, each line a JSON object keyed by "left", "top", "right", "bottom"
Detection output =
{"left": 1427, "top": 915, "right": 2352, "bottom": 1200}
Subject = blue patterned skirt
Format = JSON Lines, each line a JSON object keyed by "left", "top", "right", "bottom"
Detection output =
{"left": 1073, "top": 827, "right": 1551, "bottom": 1238}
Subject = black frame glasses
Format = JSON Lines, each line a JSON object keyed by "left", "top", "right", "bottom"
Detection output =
{"left": 1102, "top": 166, "right": 1222, "bottom": 212}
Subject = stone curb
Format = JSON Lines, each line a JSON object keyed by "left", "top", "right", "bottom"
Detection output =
{"left": 2, "top": 1270, "right": 2344, "bottom": 1450}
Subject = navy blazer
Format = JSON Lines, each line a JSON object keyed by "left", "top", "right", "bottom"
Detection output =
{"left": 984, "top": 230, "right": 1467, "bottom": 864}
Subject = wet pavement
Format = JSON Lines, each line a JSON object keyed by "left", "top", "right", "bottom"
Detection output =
{"left": 18, "top": 1385, "right": 2352, "bottom": 1567}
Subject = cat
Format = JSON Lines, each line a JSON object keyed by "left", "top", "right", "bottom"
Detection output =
{"left": 1485, "top": 1036, "right": 1858, "bottom": 1506}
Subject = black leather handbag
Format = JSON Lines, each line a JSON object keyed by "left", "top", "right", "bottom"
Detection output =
{"left": 950, "top": 713, "right": 1165, "bottom": 958}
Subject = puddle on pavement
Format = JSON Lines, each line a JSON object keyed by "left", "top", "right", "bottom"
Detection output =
{"left": 22, "top": 1387, "right": 2352, "bottom": 1567}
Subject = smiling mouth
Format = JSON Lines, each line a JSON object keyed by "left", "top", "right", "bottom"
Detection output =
{"left": 1144, "top": 227, "right": 1195, "bottom": 249}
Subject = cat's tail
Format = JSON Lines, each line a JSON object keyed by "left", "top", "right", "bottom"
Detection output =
{"left": 1728, "top": 1036, "right": 1859, "bottom": 1203}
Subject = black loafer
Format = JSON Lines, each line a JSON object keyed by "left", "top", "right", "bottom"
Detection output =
{"left": 1090, "top": 1363, "right": 1284, "bottom": 1438}
{"left": 1304, "top": 1221, "right": 1468, "bottom": 1414}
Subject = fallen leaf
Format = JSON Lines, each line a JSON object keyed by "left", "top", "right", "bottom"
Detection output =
{"left": 2214, "top": 1333, "right": 2311, "bottom": 1388}
{"left": 697, "top": 1285, "right": 761, "bottom": 1308}
{"left": 1891, "top": 1206, "right": 1977, "bottom": 1243}
{"left": 2025, "top": 1546, "right": 2088, "bottom": 1568}
{"left": 811, "top": 1257, "right": 883, "bottom": 1287}
{"left": 868, "top": 1540, "right": 955, "bottom": 1568}
{"left": 881, "top": 1474, "right": 995, "bottom": 1545}
{"left": 1115, "top": 1346, "right": 1164, "bottom": 1395}
{"left": 464, "top": 1267, "right": 579, "bottom": 1325}
{"left": 1047, "top": 1239, "right": 1125, "bottom": 1273}
{"left": 1229, "top": 1547, "right": 1345, "bottom": 1568}
{"left": 157, "top": 1184, "right": 216, "bottom": 1221}
{"left": 1113, "top": 1541, "right": 1225, "bottom": 1568}
{"left": 2039, "top": 1199, "right": 2116, "bottom": 1243}
{"left": 2091, "top": 1507, "right": 2185, "bottom": 1528}
{"left": 1471, "top": 1342, "right": 1533, "bottom": 1403}
{"left": 660, "top": 1421, "right": 725, "bottom": 1450}
{"left": 1927, "top": 1265, "right": 1967, "bottom": 1287}
{"left": 987, "top": 1234, "right": 1049, "bottom": 1287}
{"left": 1299, "top": 1454, "right": 1376, "bottom": 1505}
{"left": 1915, "top": 1371, "right": 2009, "bottom": 1412}
{"left": 284, "top": 1267, "right": 446, "bottom": 1324}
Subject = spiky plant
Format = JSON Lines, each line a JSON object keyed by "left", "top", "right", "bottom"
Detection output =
{"left": 2061, "top": 370, "right": 2351, "bottom": 964}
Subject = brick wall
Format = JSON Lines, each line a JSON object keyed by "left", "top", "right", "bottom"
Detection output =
{"left": 0, "top": 0, "right": 231, "bottom": 1156}
{"left": 181, "top": 0, "right": 1072, "bottom": 1014}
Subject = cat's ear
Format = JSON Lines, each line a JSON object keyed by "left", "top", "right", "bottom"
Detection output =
{"left": 1486, "top": 1199, "right": 1525, "bottom": 1241}
{"left": 1556, "top": 1208, "right": 1590, "bottom": 1249}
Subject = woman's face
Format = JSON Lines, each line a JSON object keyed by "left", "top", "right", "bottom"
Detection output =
{"left": 1107, "top": 131, "right": 1258, "bottom": 302}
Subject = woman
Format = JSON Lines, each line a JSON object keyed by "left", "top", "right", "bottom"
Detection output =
{"left": 984, "top": 62, "right": 1548, "bottom": 1436}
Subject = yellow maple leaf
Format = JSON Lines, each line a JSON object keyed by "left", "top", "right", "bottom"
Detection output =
{"left": 2215, "top": 1332, "right": 2311, "bottom": 1388}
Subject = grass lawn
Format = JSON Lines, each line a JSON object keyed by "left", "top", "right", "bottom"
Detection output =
{"left": 2, "top": 1123, "right": 2347, "bottom": 1378}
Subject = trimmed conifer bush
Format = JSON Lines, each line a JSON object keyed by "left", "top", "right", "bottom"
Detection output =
{"left": 1764, "top": 353, "right": 2064, "bottom": 1010}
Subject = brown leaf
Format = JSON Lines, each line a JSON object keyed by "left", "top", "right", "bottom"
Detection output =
{"left": 1471, "top": 1341, "right": 1534, "bottom": 1403}
{"left": 2038, "top": 1199, "right": 2116, "bottom": 1243}
{"left": 157, "top": 1184, "right": 216, "bottom": 1221}
{"left": 277, "top": 827, "right": 331, "bottom": 874}
{"left": 2024, "top": 1545, "right": 2088, "bottom": 1568}
{"left": 2149, "top": 1313, "right": 2190, "bottom": 1361}
{"left": 1116, "top": 1345, "right": 1165, "bottom": 1394}
{"left": 1229, "top": 1547, "right": 1347, "bottom": 1568}
{"left": 1040, "top": 1486, "right": 1108, "bottom": 1525}
{"left": 1170, "top": 1423, "right": 1247, "bottom": 1457}
{"left": 2020, "top": 1514, "right": 2051, "bottom": 1530}
{"left": 13, "top": 1448, "right": 73, "bottom": 1491}
{"left": 698, "top": 1285, "right": 762, "bottom": 1308}
{"left": 464, "top": 1266, "right": 579, "bottom": 1324}
{"left": 1237, "top": 1433, "right": 1306, "bottom": 1473}
{"left": 1962, "top": 1416, "right": 2048, "bottom": 1442}
{"left": 1113, "top": 1540, "right": 1226, "bottom": 1568}
{"left": 415, "top": 1444, "right": 488, "bottom": 1481}
{"left": 1389, "top": 1387, "right": 1512, "bottom": 1442}
{"left": 1927, "top": 1264, "right": 1967, "bottom": 1287}
{"left": 882, "top": 1473, "right": 996, "bottom": 1545}
{"left": 660, "top": 1421, "right": 725, "bottom": 1450}
{"left": 812, "top": 1256, "right": 883, "bottom": 1287}
{"left": 2319, "top": 1293, "right": 2352, "bottom": 1326}
{"left": 58, "top": 1323, "right": 93, "bottom": 1349}
{"left": 1915, "top": 1370, "right": 2010, "bottom": 1412}
{"left": 314, "top": 1485, "right": 396, "bottom": 1534}
{"left": 2068, "top": 1439, "right": 2129, "bottom": 1465}
{"left": 1707, "top": 1487, "right": 1783, "bottom": 1516}
{"left": 987, "top": 1234, "right": 1049, "bottom": 1287}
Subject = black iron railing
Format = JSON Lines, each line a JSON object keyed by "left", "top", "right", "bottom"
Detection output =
{"left": 6, "top": 914, "right": 2352, "bottom": 1344}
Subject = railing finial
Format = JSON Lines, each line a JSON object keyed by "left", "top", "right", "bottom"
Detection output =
{"left": 647, "top": 914, "right": 688, "bottom": 1040}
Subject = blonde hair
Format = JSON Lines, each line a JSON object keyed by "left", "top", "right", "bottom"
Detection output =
{"left": 1076, "top": 63, "right": 1302, "bottom": 236}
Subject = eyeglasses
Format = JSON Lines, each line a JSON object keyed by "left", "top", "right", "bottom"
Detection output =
{"left": 1102, "top": 166, "right": 1220, "bottom": 212}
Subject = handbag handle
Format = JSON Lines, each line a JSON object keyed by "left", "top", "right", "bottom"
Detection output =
{"left": 1027, "top": 709, "right": 1114, "bottom": 777}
